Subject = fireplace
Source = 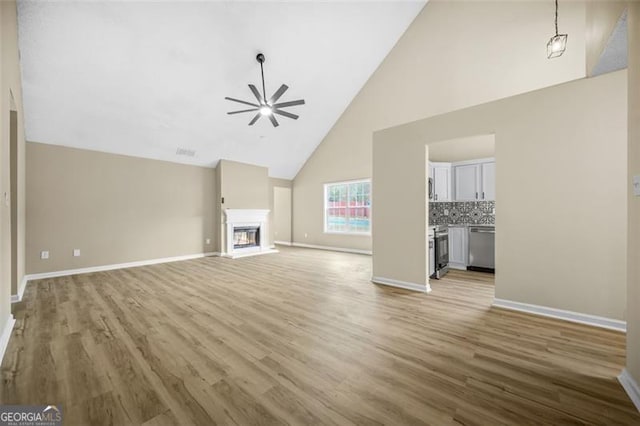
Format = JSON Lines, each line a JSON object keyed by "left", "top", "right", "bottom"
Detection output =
{"left": 233, "top": 226, "right": 260, "bottom": 249}
{"left": 224, "top": 209, "right": 277, "bottom": 258}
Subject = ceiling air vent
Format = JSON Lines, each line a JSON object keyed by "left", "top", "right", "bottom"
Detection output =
{"left": 176, "top": 147, "right": 196, "bottom": 157}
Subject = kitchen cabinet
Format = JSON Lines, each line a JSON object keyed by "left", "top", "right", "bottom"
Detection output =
{"left": 448, "top": 226, "right": 468, "bottom": 270}
{"left": 481, "top": 162, "right": 495, "bottom": 201}
{"left": 453, "top": 158, "right": 495, "bottom": 201}
{"left": 428, "top": 162, "right": 451, "bottom": 202}
{"left": 454, "top": 164, "right": 480, "bottom": 201}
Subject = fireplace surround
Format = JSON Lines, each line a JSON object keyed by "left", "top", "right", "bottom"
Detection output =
{"left": 224, "top": 209, "right": 277, "bottom": 258}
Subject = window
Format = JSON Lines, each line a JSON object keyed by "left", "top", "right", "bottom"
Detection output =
{"left": 324, "top": 179, "right": 371, "bottom": 234}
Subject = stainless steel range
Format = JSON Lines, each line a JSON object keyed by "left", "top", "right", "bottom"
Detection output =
{"left": 432, "top": 226, "right": 449, "bottom": 279}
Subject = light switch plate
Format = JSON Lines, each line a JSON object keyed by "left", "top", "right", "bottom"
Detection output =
{"left": 634, "top": 175, "right": 640, "bottom": 196}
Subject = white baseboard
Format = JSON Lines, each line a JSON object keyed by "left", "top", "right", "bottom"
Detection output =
{"left": 11, "top": 276, "right": 28, "bottom": 303}
{"left": 0, "top": 315, "right": 16, "bottom": 365}
{"left": 292, "top": 242, "right": 372, "bottom": 256}
{"left": 619, "top": 368, "right": 640, "bottom": 412}
{"left": 24, "top": 252, "right": 220, "bottom": 282}
{"left": 492, "top": 298, "right": 626, "bottom": 332}
{"left": 371, "top": 276, "right": 431, "bottom": 293}
{"left": 274, "top": 241, "right": 292, "bottom": 246}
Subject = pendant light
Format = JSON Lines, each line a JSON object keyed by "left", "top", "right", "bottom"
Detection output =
{"left": 547, "top": 0, "right": 568, "bottom": 58}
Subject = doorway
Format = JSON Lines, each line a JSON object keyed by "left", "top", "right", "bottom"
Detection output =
{"left": 427, "top": 134, "right": 496, "bottom": 290}
{"left": 273, "top": 187, "right": 292, "bottom": 245}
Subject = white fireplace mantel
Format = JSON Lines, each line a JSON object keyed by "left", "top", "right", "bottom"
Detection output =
{"left": 224, "top": 209, "right": 277, "bottom": 258}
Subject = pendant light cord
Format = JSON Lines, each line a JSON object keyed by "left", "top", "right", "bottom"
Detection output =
{"left": 555, "top": 0, "right": 559, "bottom": 36}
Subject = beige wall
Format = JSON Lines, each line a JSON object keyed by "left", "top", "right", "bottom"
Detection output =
{"left": 269, "top": 178, "right": 292, "bottom": 244}
{"left": 26, "top": 142, "right": 215, "bottom": 274}
{"left": 586, "top": 1, "right": 628, "bottom": 76}
{"left": 429, "top": 134, "right": 495, "bottom": 163}
{"left": 0, "top": 0, "right": 26, "bottom": 330}
{"left": 214, "top": 164, "right": 222, "bottom": 252}
{"left": 373, "top": 70, "right": 627, "bottom": 320}
{"left": 218, "top": 159, "right": 270, "bottom": 253}
{"left": 219, "top": 159, "right": 269, "bottom": 210}
{"left": 626, "top": 0, "right": 640, "bottom": 388}
{"left": 293, "top": 0, "right": 587, "bottom": 252}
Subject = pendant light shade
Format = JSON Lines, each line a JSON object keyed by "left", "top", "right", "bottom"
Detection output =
{"left": 547, "top": 0, "right": 568, "bottom": 59}
{"left": 547, "top": 33, "right": 568, "bottom": 58}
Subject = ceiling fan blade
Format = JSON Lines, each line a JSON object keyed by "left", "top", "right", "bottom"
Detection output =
{"left": 273, "top": 109, "right": 299, "bottom": 120}
{"left": 269, "top": 84, "right": 289, "bottom": 104}
{"left": 248, "top": 84, "right": 264, "bottom": 104}
{"left": 273, "top": 99, "right": 305, "bottom": 108}
{"left": 228, "top": 108, "right": 259, "bottom": 115}
{"left": 269, "top": 114, "right": 279, "bottom": 127}
{"left": 225, "top": 97, "right": 259, "bottom": 108}
{"left": 248, "top": 113, "right": 261, "bottom": 126}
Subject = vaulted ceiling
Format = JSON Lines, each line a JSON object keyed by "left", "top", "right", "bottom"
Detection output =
{"left": 18, "top": 1, "right": 425, "bottom": 178}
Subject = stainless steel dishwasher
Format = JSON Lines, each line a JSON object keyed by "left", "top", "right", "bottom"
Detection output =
{"left": 468, "top": 226, "right": 495, "bottom": 272}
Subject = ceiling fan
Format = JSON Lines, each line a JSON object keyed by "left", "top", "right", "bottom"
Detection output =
{"left": 225, "top": 53, "right": 305, "bottom": 127}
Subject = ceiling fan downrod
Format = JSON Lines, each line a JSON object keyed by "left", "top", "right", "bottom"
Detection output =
{"left": 257, "top": 53, "right": 267, "bottom": 105}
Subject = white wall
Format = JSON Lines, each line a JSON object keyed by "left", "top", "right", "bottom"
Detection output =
{"left": 373, "top": 70, "right": 627, "bottom": 320}
{"left": 293, "top": 0, "right": 587, "bottom": 251}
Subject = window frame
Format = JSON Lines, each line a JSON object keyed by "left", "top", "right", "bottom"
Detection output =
{"left": 323, "top": 178, "right": 372, "bottom": 236}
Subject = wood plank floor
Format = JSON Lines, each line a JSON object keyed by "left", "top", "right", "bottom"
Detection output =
{"left": 1, "top": 246, "right": 638, "bottom": 425}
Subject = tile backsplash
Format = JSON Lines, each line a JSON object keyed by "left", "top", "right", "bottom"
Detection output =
{"left": 429, "top": 201, "right": 495, "bottom": 226}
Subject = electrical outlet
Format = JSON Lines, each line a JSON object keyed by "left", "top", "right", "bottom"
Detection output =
{"left": 73, "top": 249, "right": 81, "bottom": 257}
{"left": 304, "top": 233, "right": 308, "bottom": 238}
{"left": 205, "top": 238, "right": 211, "bottom": 245}
{"left": 40, "top": 250, "right": 49, "bottom": 260}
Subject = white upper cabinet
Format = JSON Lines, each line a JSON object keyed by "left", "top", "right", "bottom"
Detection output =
{"left": 481, "top": 161, "right": 495, "bottom": 201}
{"left": 454, "top": 164, "right": 480, "bottom": 201}
{"left": 432, "top": 163, "right": 451, "bottom": 202}
{"left": 453, "top": 158, "right": 495, "bottom": 201}
{"left": 428, "top": 162, "right": 451, "bottom": 202}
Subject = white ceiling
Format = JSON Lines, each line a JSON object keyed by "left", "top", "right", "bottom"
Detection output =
{"left": 592, "top": 8, "right": 627, "bottom": 77}
{"left": 17, "top": 0, "right": 425, "bottom": 179}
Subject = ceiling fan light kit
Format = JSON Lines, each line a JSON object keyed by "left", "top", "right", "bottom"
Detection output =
{"left": 225, "top": 53, "right": 305, "bottom": 127}
{"left": 547, "top": 0, "right": 568, "bottom": 59}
